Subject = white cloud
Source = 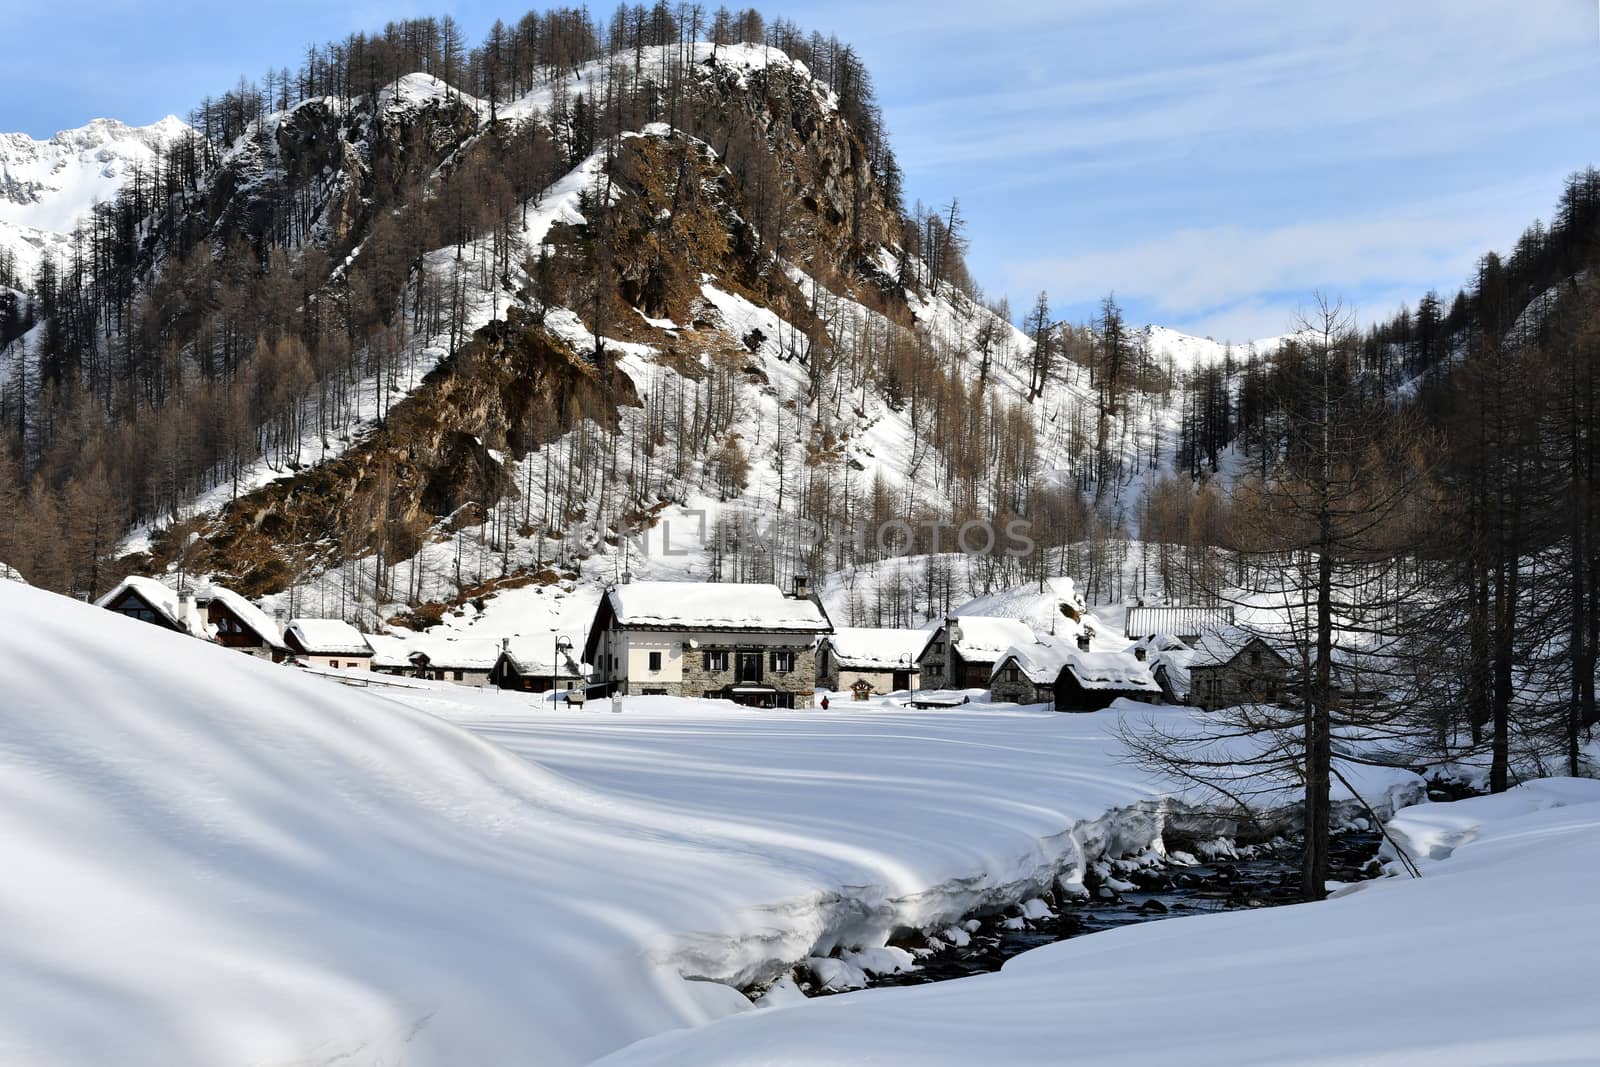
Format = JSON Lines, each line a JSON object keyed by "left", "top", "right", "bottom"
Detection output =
{"left": 1005, "top": 172, "right": 1569, "bottom": 339}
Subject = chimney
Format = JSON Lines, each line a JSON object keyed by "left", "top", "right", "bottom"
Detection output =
{"left": 792, "top": 574, "right": 810, "bottom": 600}
{"left": 177, "top": 587, "right": 194, "bottom": 630}
{"left": 1133, "top": 645, "right": 1147, "bottom": 662}
{"left": 502, "top": 636, "right": 512, "bottom": 651}
{"left": 1076, "top": 632, "right": 1091, "bottom": 652}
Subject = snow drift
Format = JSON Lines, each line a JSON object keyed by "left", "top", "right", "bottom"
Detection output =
{"left": 597, "top": 779, "right": 1600, "bottom": 1066}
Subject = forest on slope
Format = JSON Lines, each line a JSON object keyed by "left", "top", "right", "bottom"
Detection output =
{"left": 0, "top": 5, "right": 1594, "bottom": 787}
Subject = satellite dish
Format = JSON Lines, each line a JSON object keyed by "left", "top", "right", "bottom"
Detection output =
{"left": 688, "top": 638, "right": 701, "bottom": 649}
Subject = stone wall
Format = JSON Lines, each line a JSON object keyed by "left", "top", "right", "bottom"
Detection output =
{"left": 1190, "top": 655, "right": 1287, "bottom": 710}
{"left": 680, "top": 640, "right": 819, "bottom": 707}
{"left": 989, "top": 671, "right": 1051, "bottom": 705}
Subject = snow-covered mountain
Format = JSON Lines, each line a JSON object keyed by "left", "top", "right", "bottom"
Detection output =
{"left": 0, "top": 115, "right": 191, "bottom": 279}
{"left": 1140, "top": 324, "right": 1286, "bottom": 373}
{"left": 4, "top": 42, "right": 1309, "bottom": 628}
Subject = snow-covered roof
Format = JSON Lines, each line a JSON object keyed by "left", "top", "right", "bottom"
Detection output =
{"left": 1124, "top": 605, "right": 1234, "bottom": 639}
{"left": 1131, "top": 633, "right": 1191, "bottom": 654}
{"left": 201, "top": 585, "right": 285, "bottom": 648}
{"left": 1149, "top": 648, "right": 1197, "bottom": 699}
{"left": 364, "top": 633, "right": 413, "bottom": 670}
{"left": 927, "top": 617, "right": 1039, "bottom": 662}
{"left": 1059, "top": 651, "right": 1162, "bottom": 694}
{"left": 606, "top": 582, "right": 829, "bottom": 633}
{"left": 500, "top": 636, "right": 586, "bottom": 678}
{"left": 1189, "top": 625, "right": 1273, "bottom": 670}
{"left": 825, "top": 628, "right": 929, "bottom": 670}
{"left": 95, "top": 575, "right": 208, "bottom": 638}
{"left": 369, "top": 632, "right": 503, "bottom": 672}
{"left": 993, "top": 636, "right": 1079, "bottom": 685}
{"left": 407, "top": 634, "right": 503, "bottom": 671}
{"left": 285, "top": 619, "right": 372, "bottom": 657}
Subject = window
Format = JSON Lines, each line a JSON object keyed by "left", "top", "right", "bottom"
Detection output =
{"left": 704, "top": 650, "right": 729, "bottom": 671}
{"left": 453, "top": 670, "right": 464, "bottom": 681}
{"left": 1005, "top": 665, "right": 1021, "bottom": 683}
{"left": 771, "top": 649, "right": 795, "bottom": 673}
{"left": 648, "top": 651, "right": 662, "bottom": 671}
{"left": 1250, "top": 649, "right": 1262, "bottom": 667}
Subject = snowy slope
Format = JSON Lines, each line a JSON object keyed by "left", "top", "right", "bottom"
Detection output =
{"left": 0, "top": 116, "right": 190, "bottom": 280}
{"left": 0, "top": 581, "right": 1422, "bottom": 1066}
{"left": 597, "top": 779, "right": 1600, "bottom": 1067}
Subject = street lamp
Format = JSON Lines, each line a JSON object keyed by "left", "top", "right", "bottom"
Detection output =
{"left": 553, "top": 635, "right": 573, "bottom": 703}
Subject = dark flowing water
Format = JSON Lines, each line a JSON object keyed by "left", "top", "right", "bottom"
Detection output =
{"left": 824, "top": 829, "right": 1386, "bottom": 994}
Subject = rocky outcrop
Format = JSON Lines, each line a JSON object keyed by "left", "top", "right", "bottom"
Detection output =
{"left": 173, "top": 318, "right": 636, "bottom": 596}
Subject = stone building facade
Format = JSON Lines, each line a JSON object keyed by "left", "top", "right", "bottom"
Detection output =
{"left": 585, "top": 580, "right": 831, "bottom": 709}
{"left": 1187, "top": 627, "right": 1291, "bottom": 710}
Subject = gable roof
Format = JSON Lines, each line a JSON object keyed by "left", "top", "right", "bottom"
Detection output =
{"left": 95, "top": 576, "right": 209, "bottom": 637}
{"left": 1058, "top": 650, "right": 1163, "bottom": 694}
{"left": 1189, "top": 625, "right": 1286, "bottom": 670}
{"left": 604, "top": 582, "right": 829, "bottom": 632}
{"left": 203, "top": 585, "right": 285, "bottom": 649}
{"left": 285, "top": 619, "right": 371, "bottom": 657}
{"left": 923, "top": 616, "right": 1039, "bottom": 663}
{"left": 825, "top": 627, "right": 929, "bottom": 670}
{"left": 498, "top": 636, "right": 586, "bottom": 678}
{"left": 993, "top": 635, "right": 1078, "bottom": 684}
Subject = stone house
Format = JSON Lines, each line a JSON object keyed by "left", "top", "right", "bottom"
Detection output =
{"left": 1187, "top": 625, "right": 1291, "bottom": 710}
{"left": 990, "top": 635, "right": 1078, "bottom": 705}
{"left": 284, "top": 618, "right": 373, "bottom": 671}
{"left": 816, "top": 627, "right": 925, "bottom": 696}
{"left": 1053, "top": 650, "right": 1163, "bottom": 712}
{"left": 584, "top": 579, "right": 831, "bottom": 708}
{"left": 915, "top": 616, "right": 1037, "bottom": 690}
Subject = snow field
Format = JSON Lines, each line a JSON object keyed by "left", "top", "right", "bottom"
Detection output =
{"left": 4, "top": 580, "right": 1413, "bottom": 1067}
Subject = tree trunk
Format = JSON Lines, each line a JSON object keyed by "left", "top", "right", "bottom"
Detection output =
{"left": 1303, "top": 542, "right": 1333, "bottom": 902}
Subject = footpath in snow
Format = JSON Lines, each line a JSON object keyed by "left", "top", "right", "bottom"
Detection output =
{"left": 597, "top": 778, "right": 1600, "bottom": 1066}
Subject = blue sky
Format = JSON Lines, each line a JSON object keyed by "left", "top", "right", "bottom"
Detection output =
{"left": 3, "top": 0, "right": 1598, "bottom": 339}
